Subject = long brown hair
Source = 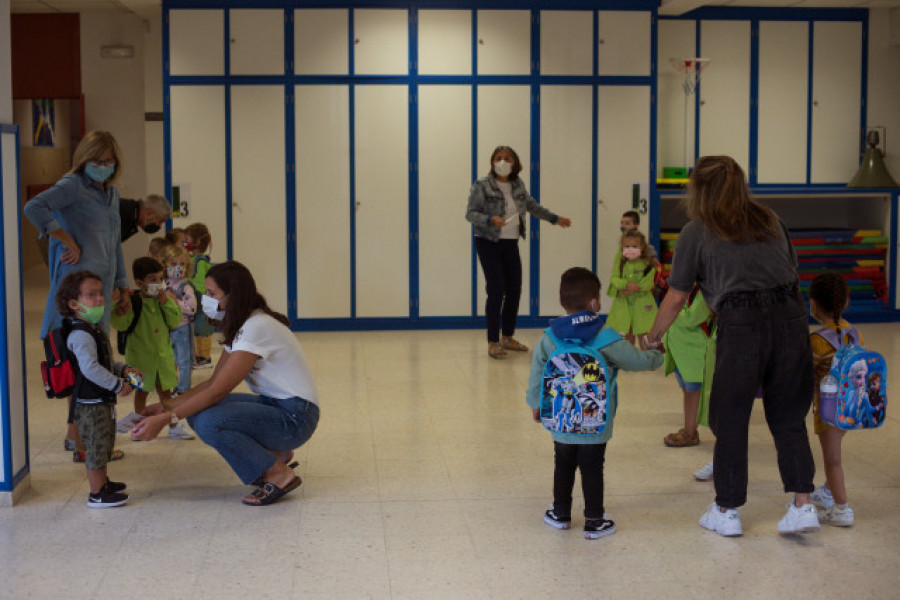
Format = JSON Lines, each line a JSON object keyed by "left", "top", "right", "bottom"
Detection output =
{"left": 68, "top": 130, "right": 123, "bottom": 182}
{"left": 207, "top": 261, "right": 289, "bottom": 345}
{"left": 683, "top": 155, "right": 778, "bottom": 243}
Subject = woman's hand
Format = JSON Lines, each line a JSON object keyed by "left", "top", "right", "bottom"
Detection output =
{"left": 60, "top": 243, "right": 81, "bottom": 265}
{"left": 556, "top": 217, "right": 572, "bottom": 228}
{"left": 140, "top": 402, "right": 166, "bottom": 417}
{"left": 130, "top": 413, "right": 169, "bottom": 441}
{"left": 490, "top": 216, "right": 505, "bottom": 228}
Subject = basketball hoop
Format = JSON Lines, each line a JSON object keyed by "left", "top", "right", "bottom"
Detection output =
{"left": 669, "top": 58, "right": 711, "bottom": 172}
{"left": 669, "top": 58, "right": 711, "bottom": 96}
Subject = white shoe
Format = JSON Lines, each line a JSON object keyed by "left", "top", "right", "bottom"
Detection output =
{"left": 810, "top": 485, "right": 835, "bottom": 509}
{"left": 693, "top": 461, "right": 714, "bottom": 481}
{"left": 778, "top": 499, "right": 820, "bottom": 534}
{"left": 818, "top": 503, "right": 854, "bottom": 527}
{"left": 167, "top": 421, "right": 195, "bottom": 440}
{"left": 699, "top": 502, "right": 742, "bottom": 537}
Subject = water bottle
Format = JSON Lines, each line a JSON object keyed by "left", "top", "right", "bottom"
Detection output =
{"left": 819, "top": 374, "right": 839, "bottom": 425}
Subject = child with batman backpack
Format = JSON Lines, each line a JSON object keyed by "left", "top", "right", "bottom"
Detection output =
{"left": 526, "top": 267, "right": 662, "bottom": 539}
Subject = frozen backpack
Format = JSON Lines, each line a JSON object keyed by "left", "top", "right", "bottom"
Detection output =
{"left": 815, "top": 326, "right": 887, "bottom": 430}
{"left": 539, "top": 328, "right": 620, "bottom": 435}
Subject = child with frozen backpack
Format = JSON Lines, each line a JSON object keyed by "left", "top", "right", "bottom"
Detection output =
{"left": 808, "top": 273, "right": 858, "bottom": 526}
{"left": 163, "top": 244, "right": 197, "bottom": 395}
{"left": 606, "top": 230, "right": 658, "bottom": 348}
{"left": 526, "top": 267, "right": 662, "bottom": 539}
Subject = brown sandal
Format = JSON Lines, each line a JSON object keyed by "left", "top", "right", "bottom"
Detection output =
{"left": 664, "top": 428, "right": 700, "bottom": 447}
{"left": 488, "top": 342, "right": 507, "bottom": 359}
{"left": 501, "top": 336, "right": 529, "bottom": 352}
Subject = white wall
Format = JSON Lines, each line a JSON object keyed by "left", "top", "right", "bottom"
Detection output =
{"left": 80, "top": 12, "right": 152, "bottom": 272}
{"left": 144, "top": 15, "right": 164, "bottom": 197}
{"left": 868, "top": 9, "right": 900, "bottom": 177}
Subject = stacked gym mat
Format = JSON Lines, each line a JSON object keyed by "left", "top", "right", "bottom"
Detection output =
{"left": 659, "top": 229, "right": 889, "bottom": 308}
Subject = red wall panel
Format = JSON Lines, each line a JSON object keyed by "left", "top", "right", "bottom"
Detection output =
{"left": 11, "top": 14, "right": 81, "bottom": 99}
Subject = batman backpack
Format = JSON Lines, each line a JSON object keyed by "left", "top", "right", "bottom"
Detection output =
{"left": 814, "top": 325, "right": 887, "bottom": 430}
{"left": 539, "top": 328, "right": 620, "bottom": 435}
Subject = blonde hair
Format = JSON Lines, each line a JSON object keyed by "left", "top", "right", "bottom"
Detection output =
{"left": 162, "top": 243, "right": 194, "bottom": 278}
{"left": 618, "top": 230, "right": 653, "bottom": 273}
{"left": 68, "top": 130, "right": 123, "bottom": 182}
{"left": 683, "top": 155, "right": 778, "bottom": 243}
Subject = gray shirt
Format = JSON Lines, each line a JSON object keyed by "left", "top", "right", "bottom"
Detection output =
{"left": 67, "top": 328, "right": 126, "bottom": 403}
{"left": 667, "top": 219, "right": 798, "bottom": 312}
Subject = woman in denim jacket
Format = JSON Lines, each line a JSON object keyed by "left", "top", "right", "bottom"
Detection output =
{"left": 466, "top": 145, "right": 571, "bottom": 359}
{"left": 25, "top": 130, "right": 131, "bottom": 452}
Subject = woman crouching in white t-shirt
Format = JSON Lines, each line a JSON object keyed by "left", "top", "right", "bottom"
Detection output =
{"left": 132, "top": 260, "right": 319, "bottom": 506}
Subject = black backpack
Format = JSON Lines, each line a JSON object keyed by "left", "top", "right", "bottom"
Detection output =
{"left": 116, "top": 293, "right": 143, "bottom": 355}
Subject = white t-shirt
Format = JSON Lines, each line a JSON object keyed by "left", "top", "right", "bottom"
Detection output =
{"left": 496, "top": 180, "right": 520, "bottom": 239}
{"left": 225, "top": 311, "right": 318, "bottom": 404}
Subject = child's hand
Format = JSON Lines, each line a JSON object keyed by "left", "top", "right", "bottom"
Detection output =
{"left": 118, "top": 382, "right": 133, "bottom": 396}
{"left": 532, "top": 409, "right": 540, "bottom": 423}
{"left": 625, "top": 282, "right": 641, "bottom": 293}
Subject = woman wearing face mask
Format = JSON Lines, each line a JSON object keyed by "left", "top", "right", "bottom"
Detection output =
{"left": 25, "top": 130, "right": 132, "bottom": 456}
{"left": 132, "top": 261, "right": 320, "bottom": 507}
{"left": 466, "top": 145, "right": 572, "bottom": 359}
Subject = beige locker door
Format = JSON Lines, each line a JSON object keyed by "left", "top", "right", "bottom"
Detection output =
{"left": 597, "top": 86, "right": 651, "bottom": 315}
{"left": 418, "top": 85, "right": 472, "bottom": 317}
{"left": 296, "top": 86, "right": 351, "bottom": 319}
{"left": 538, "top": 85, "right": 593, "bottom": 315}
{"left": 170, "top": 86, "right": 227, "bottom": 265}
{"left": 354, "top": 85, "right": 409, "bottom": 318}
{"left": 230, "top": 86, "right": 287, "bottom": 314}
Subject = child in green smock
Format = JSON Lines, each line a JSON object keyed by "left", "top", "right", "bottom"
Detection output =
{"left": 606, "top": 230, "right": 658, "bottom": 348}
{"left": 662, "top": 287, "right": 712, "bottom": 448}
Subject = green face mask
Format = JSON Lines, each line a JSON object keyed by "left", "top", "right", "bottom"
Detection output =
{"left": 76, "top": 302, "right": 105, "bottom": 324}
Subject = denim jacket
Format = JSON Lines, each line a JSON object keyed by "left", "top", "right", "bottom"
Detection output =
{"left": 465, "top": 175, "right": 559, "bottom": 242}
{"left": 24, "top": 172, "right": 128, "bottom": 337}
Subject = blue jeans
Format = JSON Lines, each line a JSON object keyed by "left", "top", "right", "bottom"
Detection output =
{"left": 186, "top": 394, "right": 320, "bottom": 484}
{"left": 170, "top": 324, "right": 193, "bottom": 393}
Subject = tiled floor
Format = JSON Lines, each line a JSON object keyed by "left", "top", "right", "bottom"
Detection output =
{"left": 4, "top": 267, "right": 900, "bottom": 598}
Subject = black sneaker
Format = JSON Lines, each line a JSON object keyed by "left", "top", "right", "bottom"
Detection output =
{"left": 192, "top": 357, "right": 212, "bottom": 370}
{"left": 87, "top": 489, "right": 129, "bottom": 509}
{"left": 584, "top": 518, "right": 616, "bottom": 539}
{"left": 104, "top": 479, "right": 127, "bottom": 494}
{"left": 543, "top": 507, "right": 572, "bottom": 530}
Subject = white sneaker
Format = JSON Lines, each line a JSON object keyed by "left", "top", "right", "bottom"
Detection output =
{"left": 699, "top": 502, "right": 742, "bottom": 537}
{"left": 819, "top": 503, "right": 854, "bottom": 527}
{"left": 777, "top": 499, "right": 820, "bottom": 534}
{"left": 810, "top": 485, "right": 835, "bottom": 509}
{"left": 693, "top": 461, "right": 714, "bottom": 481}
{"left": 167, "top": 421, "right": 195, "bottom": 440}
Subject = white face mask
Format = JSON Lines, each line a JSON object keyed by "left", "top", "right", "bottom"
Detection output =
{"left": 145, "top": 282, "right": 167, "bottom": 296}
{"left": 493, "top": 160, "right": 512, "bottom": 178}
{"left": 201, "top": 294, "right": 226, "bottom": 320}
{"left": 622, "top": 247, "right": 642, "bottom": 260}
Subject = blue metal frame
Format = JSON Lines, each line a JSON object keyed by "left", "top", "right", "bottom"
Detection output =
{"left": 160, "top": 2, "right": 664, "bottom": 330}
{"left": 0, "top": 124, "right": 30, "bottom": 491}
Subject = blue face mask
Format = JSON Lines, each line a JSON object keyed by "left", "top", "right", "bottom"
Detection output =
{"left": 85, "top": 162, "right": 115, "bottom": 183}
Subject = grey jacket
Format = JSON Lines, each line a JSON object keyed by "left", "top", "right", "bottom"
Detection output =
{"left": 465, "top": 175, "right": 559, "bottom": 242}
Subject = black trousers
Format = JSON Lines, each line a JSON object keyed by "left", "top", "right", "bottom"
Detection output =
{"left": 474, "top": 237, "right": 522, "bottom": 343}
{"left": 710, "top": 284, "right": 815, "bottom": 508}
{"left": 552, "top": 442, "right": 607, "bottom": 519}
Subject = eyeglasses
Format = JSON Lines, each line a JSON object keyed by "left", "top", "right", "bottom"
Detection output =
{"left": 89, "top": 158, "right": 116, "bottom": 167}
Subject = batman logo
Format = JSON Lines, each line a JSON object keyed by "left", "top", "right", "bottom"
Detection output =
{"left": 581, "top": 362, "right": 602, "bottom": 382}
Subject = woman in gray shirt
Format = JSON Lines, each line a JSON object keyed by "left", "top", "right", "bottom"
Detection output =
{"left": 646, "top": 156, "right": 818, "bottom": 537}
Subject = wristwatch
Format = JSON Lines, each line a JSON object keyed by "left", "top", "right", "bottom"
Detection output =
{"left": 168, "top": 411, "right": 180, "bottom": 426}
